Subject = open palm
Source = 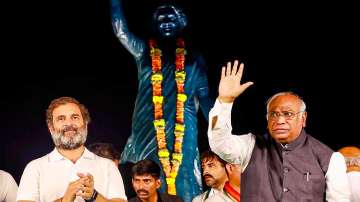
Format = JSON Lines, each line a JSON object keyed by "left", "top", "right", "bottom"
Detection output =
{"left": 218, "top": 60, "right": 253, "bottom": 103}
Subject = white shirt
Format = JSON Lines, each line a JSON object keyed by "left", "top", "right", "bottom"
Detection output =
{"left": 0, "top": 170, "right": 18, "bottom": 202}
{"left": 205, "top": 191, "right": 234, "bottom": 202}
{"left": 192, "top": 188, "right": 220, "bottom": 202}
{"left": 347, "top": 171, "right": 360, "bottom": 202}
{"left": 17, "top": 148, "right": 127, "bottom": 202}
{"left": 208, "top": 99, "right": 350, "bottom": 202}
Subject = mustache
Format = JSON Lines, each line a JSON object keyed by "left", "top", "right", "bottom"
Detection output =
{"left": 203, "top": 174, "right": 213, "bottom": 179}
{"left": 62, "top": 125, "right": 78, "bottom": 133}
{"left": 136, "top": 189, "right": 149, "bottom": 195}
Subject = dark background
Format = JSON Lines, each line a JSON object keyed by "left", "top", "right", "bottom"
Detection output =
{"left": 1, "top": 0, "right": 359, "bottom": 183}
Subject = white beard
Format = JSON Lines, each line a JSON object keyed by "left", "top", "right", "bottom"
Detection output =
{"left": 51, "top": 125, "right": 87, "bottom": 150}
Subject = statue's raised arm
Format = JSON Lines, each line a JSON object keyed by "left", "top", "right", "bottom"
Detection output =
{"left": 110, "top": 0, "right": 145, "bottom": 59}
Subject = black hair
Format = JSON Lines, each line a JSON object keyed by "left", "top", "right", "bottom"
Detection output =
{"left": 88, "top": 142, "right": 120, "bottom": 161}
{"left": 200, "top": 150, "right": 227, "bottom": 167}
{"left": 131, "top": 159, "right": 161, "bottom": 179}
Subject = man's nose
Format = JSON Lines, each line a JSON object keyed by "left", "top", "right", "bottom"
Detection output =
{"left": 138, "top": 182, "right": 145, "bottom": 189}
{"left": 276, "top": 115, "right": 286, "bottom": 124}
{"left": 203, "top": 167, "right": 209, "bottom": 174}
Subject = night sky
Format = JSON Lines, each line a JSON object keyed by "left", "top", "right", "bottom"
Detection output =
{"left": 1, "top": 0, "right": 358, "bottom": 183}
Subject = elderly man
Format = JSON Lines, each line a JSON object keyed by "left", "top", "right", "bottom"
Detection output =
{"left": 208, "top": 60, "right": 350, "bottom": 201}
{"left": 17, "top": 97, "right": 127, "bottom": 202}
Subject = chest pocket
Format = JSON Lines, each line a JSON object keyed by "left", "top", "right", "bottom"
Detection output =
{"left": 303, "top": 172, "right": 326, "bottom": 199}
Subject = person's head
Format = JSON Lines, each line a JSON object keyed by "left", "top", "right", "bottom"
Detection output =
{"left": 46, "top": 97, "right": 91, "bottom": 150}
{"left": 266, "top": 92, "right": 307, "bottom": 144}
{"left": 131, "top": 159, "right": 161, "bottom": 200}
{"left": 88, "top": 142, "right": 120, "bottom": 166}
{"left": 201, "top": 150, "right": 228, "bottom": 189}
{"left": 225, "top": 163, "right": 241, "bottom": 192}
{"left": 152, "top": 4, "right": 187, "bottom": 38}
{"left": 338, "top": 146, "right": 360, "bottom": 172}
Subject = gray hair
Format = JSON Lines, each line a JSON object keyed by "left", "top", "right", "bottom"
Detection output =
{"left": 266, "top": 91, "right": 306, "bottom": 113}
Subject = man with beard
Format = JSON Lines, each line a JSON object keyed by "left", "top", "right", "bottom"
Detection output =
{"left": 206, "top": 163, "right": 241, "bottom": 202}
{"left": 16, "top": 97, "right": 127, "bottom": 202}
{"left": 129, "top": 159, "right": 183, "bottom": 202}
{"left": 192, "top": 151, "right": 227, "bottom": 202}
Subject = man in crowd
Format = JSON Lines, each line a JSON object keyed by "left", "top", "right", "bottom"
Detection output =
{"left": 206, "top": 162, "right": 241, "bottom": 202}
{"left": 89, "top": 142, "right": 136, "bottom": 198}
{"left": 129, "top": 159, "right": 183, "bottom": 202}
{"left": 88, "top": 142, "right": 121, "bottom": 166}
{"left": 192, "top": 150, "right": 227, "bottom": 202}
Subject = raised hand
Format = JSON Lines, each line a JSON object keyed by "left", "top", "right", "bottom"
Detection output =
{"left": 218, "top": 60, "right": 253, "bottom": 103}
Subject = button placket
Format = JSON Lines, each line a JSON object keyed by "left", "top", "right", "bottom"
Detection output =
{"left": 284, "top": 167, "right": 289, "bottom": 173}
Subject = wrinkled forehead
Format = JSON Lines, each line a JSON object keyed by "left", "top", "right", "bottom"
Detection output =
{"left": 53, "top": 103, "right": 82, "bottom": 117}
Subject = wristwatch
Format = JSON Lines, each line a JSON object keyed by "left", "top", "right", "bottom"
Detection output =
{"left": 85, "top": 189, "right": 98, "bottom": 202}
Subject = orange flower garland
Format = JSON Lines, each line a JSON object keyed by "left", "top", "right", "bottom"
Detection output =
{"left": 150, "top": 38, "right": 187, "bottom": 195}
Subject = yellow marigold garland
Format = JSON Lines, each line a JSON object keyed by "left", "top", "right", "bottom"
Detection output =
{"left": 150, "top": 38, "right": 187, "bottom": 195}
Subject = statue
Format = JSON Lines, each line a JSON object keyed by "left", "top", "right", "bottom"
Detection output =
{"left": 110, "top": 1, "right": 212, "bottom": 201}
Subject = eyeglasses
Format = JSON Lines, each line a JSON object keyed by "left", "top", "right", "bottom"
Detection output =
{"left": 267, "top": 111, "right": 304, "bottom": 120}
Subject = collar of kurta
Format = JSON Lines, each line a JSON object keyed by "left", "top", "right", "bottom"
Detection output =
{"left": 48, "top": 147, "right": 95, "bottom": 162}
{"left": 273, "top": 129, "right": 307, "bottom": 152}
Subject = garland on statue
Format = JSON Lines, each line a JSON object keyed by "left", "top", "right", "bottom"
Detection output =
{"left": 150, "top": 38, "right": 187, "bottom": 195}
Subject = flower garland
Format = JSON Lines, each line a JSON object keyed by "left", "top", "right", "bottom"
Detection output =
{"left": 150, "top": 38, "right": 187, "bottom": 195}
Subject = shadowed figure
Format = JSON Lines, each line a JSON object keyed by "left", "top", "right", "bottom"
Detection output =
{"left": 110, "top": 0, "right": 212, "bottom": 201}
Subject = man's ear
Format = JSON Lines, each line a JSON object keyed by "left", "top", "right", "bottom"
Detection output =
{"left": 225, "top": 164, "right": 232, "bottom": 173}
{"left": 301, "top": 111, "right": 307, "bottom": 127}
{"left": 48, "top": 123, "right": 54, "bottom": 133}
{"left": 156, "top": 178, "right": 161, "bottom": 189}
